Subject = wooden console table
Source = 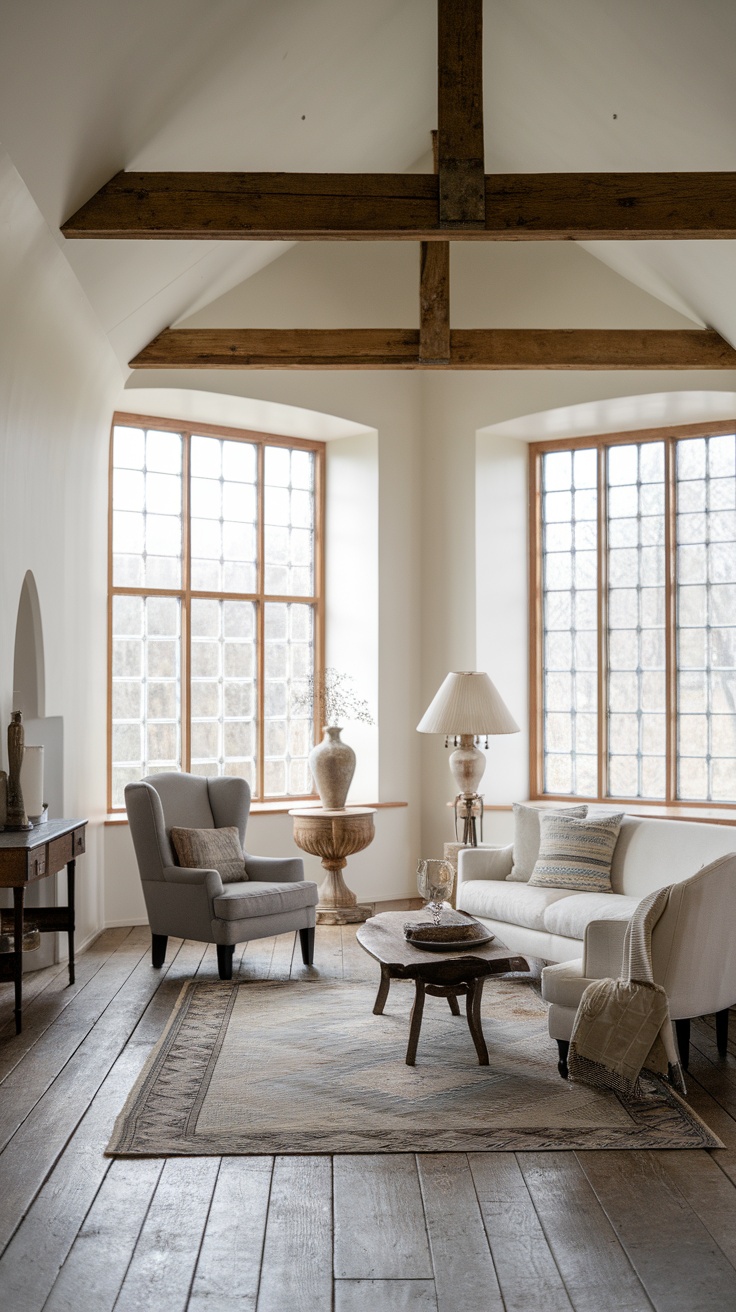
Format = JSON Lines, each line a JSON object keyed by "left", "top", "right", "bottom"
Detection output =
{"left": 0, "top": 819, "right": 87, "bottom": 1034}
{"left": 289, "top": 807, "right": 375, "bottom": 924}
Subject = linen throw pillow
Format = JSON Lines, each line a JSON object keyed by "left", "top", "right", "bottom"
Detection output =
{"left": 528, "top": 811, "right": 625, "bottom": 894}
{"left": 170, "top": 826, "right": 246, "bottom": 884}
{"left": 506, "top": 803, "right": 588, "bottom": 882}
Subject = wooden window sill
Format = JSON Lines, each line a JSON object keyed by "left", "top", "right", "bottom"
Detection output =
{"left": 485, "top": 800, "right": 736, "bottom": 826}
{"left": 104, "top": 799, "right": 408, "bottom": 826}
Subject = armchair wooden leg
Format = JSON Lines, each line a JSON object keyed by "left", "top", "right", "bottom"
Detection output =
{"left": 675, "top": 1018, "right": 690, "bottom": 1070}
{"left": 716, "top": 1007, "right": 730, "bottom": 1057}
{"left": 557, "top": 1039, "right": 569, "bottom": 1080}
{"left": 299, "top": 926, "right": 315, "bottom": 966}
{"left": 217, "top": 945, "right": 235, "bottom": 981}
{"left": 151, "top": 934, "right": 168, "bottom": 968}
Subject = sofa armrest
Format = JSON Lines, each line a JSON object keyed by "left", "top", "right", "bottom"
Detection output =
{"left": 582, "top": 918, "right": 629, "bottom": 979}
{"left": 457, "top": 844, "right": 514, "bottom": 885}
{"left": 244, "top": 853, "right": 305, "bottom": 883}
{"left": 162, "top": 865, "right": 224, "bottom": 900}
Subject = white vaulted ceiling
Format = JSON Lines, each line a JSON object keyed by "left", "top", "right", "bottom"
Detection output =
{"left": 1, "top": 0, "right": 736, "bottom": 370}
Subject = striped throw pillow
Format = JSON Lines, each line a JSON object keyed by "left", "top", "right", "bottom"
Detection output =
{"left": 527, "top": 811, "right": 624, "bottom": 893}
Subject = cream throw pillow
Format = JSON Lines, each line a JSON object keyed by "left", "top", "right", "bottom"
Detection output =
{"left": 170, "top": 826, "right": 246, "bottom": 884}
{"left": 506, "top": 803, "right": 588, "bottom": 882}
{"left": 528, "top": 811, "right": 624, "bottom": 894}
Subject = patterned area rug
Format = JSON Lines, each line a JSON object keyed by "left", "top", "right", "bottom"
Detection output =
{"left": 107, "top": 976, "right": 721, "bottom": 1155}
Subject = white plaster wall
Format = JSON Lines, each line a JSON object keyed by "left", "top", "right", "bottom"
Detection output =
{"left": 4, "top": 201, "right": 733, "bottom": 929}
{"left": 0, "top": 151, "right": 121, "bottom": 951}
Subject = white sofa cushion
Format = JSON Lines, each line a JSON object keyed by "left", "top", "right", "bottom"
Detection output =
{"left": 458, "top": 880, "right": 575, "bottom": 932}
{"left": 542, "top": 892, "right": 640, "bottom": 941}
{"left": 507, "top": 802, "right": 588, "bottom": 881}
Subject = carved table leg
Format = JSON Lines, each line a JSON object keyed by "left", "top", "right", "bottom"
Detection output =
{"left": 406, "top": 979, "right": 426, "bottom": 1065}
{"left": 465, "top": 977, "right": 489, "bottom": 1065}
{"left": 373, "top": 963, "right": 392, "bottom": 1015}
{"left": 447, "top": 992, "right": 461, "bottom": 1016}
{"left": 13, "top": 886, "right": 24, "bottom": 1035}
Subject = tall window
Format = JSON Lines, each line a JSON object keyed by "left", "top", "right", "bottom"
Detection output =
{"left": 531, "top": 422, "right": 736, "bottom": 805}
{"left": 108, "top": 414, "right": 324, "bottom": 811}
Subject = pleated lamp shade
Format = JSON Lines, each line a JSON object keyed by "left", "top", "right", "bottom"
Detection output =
{"left": 417, "top": 671, "right": 519, "bottom": 736}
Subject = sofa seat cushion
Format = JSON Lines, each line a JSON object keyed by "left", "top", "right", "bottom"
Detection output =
{"left": 213, "top": 880, "right": 318, "bottom": 922}
{"left": 543, "top": 892, "right": 640, "bottom": 941}
{"left": 458, "top": 880, "right": 576, "bottom": 932}
{"left": 540, "top": 959, "right": 587, "bottom": 1009}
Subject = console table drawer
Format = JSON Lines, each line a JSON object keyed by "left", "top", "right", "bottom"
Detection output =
{"left": 72, "top": 829, "right": 86, "bottom": 857}
{"left": 29, "top": 851, "right": 47, "bottom": 881}
{"left": 48, "top": 833, "right": 74, "bottom": 873}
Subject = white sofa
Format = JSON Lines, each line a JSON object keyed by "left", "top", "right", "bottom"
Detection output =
{"left": 457, "top": 811, "right": 736, "bottom": 1072}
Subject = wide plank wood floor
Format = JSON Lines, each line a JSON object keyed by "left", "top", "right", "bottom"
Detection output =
{"left": 1, "top": 914, "right": 736, "bottom": 1312}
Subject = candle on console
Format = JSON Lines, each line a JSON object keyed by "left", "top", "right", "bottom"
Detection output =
{"left": 20, "top": 746, "right": 44, "bottom": 823}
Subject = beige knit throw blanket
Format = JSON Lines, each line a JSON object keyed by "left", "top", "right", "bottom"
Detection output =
{"left": 568, "top": 886, "right": 686, "bottom": 1097}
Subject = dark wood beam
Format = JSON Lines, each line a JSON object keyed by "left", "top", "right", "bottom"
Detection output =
{"left": 129, "top": 328, "right": 736, "bottom": 370}
{"left": 62, "top": 172, "right": 736, "bottom": 240}
{"left": 420, "top": 131, "right": 450, "bottom": 363}
{"left": 419, "top": 243, "right": 451, "bottom": 362}
{"left": 437, "top": 0, "right": 485, "bottom": 226}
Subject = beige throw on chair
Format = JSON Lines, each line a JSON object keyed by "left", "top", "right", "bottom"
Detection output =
{"left": 568, "top": 886, "right": 686, "bottom": 1097}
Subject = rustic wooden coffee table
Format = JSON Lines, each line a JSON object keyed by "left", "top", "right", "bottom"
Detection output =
{"left": 356, "top": 910, "right": 528, "bottom": 1066}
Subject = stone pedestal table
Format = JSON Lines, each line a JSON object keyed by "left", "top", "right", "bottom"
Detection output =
{"left": 289, "top": 806, "right": 375, "bottom": 924}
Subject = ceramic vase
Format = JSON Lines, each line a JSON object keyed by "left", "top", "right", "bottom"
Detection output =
{"left": 309, "top": 726, "right": 356, "bottom": 810}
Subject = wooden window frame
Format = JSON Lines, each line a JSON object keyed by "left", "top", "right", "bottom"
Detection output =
{"left": 529, "top": 416, "right": 736, "bottom": 810}
{"left": 108, "top": 410, "right": 325, "bottom": 813}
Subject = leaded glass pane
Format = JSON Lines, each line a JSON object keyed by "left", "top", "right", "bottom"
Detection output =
{"left": 263, "top": 602, "right": 314, "bottom": 797}
{"left": 677, "top": 433, "right": 736, "bottom": 800}
{"left": 264, "top": 446, "right": 315, "bottom": 597}
{"left": 607, "top": 443, "right": 665, "bottom": 799}
{"left": 112, "top": 426, "right": 183, "bottom": 587}
{"left": 110, "top": 595, "right": 181, "bottom": 807}
{"left": 190, "top": 599, "right": 257, "bottom": 789}
{"left": 191, "top": 436, "right": 258, "bottom": 593}
{"left": 541, "top": 448, "right": 597, "bottom": 795}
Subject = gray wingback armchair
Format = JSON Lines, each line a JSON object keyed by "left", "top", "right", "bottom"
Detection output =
{"left": 125, "top": 773, "right": 318, "bottom": 980}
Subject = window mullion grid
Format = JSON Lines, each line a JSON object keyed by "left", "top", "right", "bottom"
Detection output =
{"left": 664, "top": 435, "right": 677, "bottom": 803}
{"left": 256, "top": 441, "right": 266, "bottom": 802}
{"left": 597, "top": 444, "right": 608, "bottom": 800}
{"left": 182, "top": 430, "right": 192, "bottom": 775}
{"left": 635, "top": 445, "right": 643, "bottom": 800}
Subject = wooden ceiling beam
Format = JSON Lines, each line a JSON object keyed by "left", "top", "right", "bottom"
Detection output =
{"left": 437, "top": 0, "right": 485, "bottom": 226}
{"left": 62, "top": 171, "right": 736, "bottom": 240}
{"left": 129, "top": 328, "right": 736, "bottom": 370}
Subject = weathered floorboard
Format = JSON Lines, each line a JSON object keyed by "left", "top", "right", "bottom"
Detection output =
{"left": 335, "top": 1280, "right": 438, "bottom": 1312}
{"left": 43, "top": 1158, "right": 164, "bottom": 1312}
{"left": 113, "top": 1157, "right": 219, "bottom": 1312}
{"left": 333, "top": 1155, "right": 432, "bottom": 1280}
{"left": 256, "top": 1156, "right": 332, "bottom": 1312}
{"left": 517, "top": 1153, "right": 652, "bottom": 1312}
{"left": 469, "top": 1153, "right": 574, "bottom": 1312}
{"left": 417, "top": 1153, "right": 502, "bottom": 1312}
{"left": 577, "top": 1149, "right": 736, "bottom": 1312}
{"left": 0, "top": 926, "right": 131, "bottom": 1079}
{"left": 188, "top": 1157, "right": 273, "bottom": 1312}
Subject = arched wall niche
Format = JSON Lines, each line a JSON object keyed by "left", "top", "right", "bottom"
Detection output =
{"left": 13, "top": 570, "right": 45, "bottom": 720}
{"left": 6, "top": 572, "right": 64, "bottom": 970}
